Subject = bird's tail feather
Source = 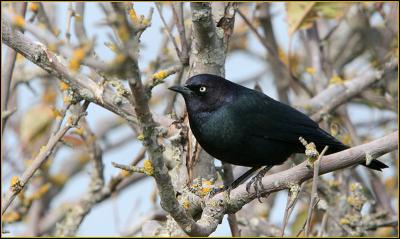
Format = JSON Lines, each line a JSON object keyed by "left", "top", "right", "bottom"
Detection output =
{"left": 360, "top": 159, "right": 389, "bottom": 171}
{"left": 318, "top": 143, "right": 388, "bottom": 171}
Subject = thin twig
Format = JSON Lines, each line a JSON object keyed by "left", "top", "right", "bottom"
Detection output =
{"left": 222, "top": 163, "right": 240, "bottom": 237}
{"left": 304, "top": 145, "right": 329, "bottom": 236}
{"left": 65, "top": 3, "right": 74, "bottom": 44}
{"left": 171, "top": 2, "right": 189, "bottom": 65}
{"left": 1, "top": 101, "right": 89, "bottom": 215}
{"left": 155, "top": 3, "right": 182, "bottom": 60}
{"left": 1, "top": 2, "right": 27, "bottom": 134}
{"left": 281, "top": 183, "right": 303, "bottom": 236}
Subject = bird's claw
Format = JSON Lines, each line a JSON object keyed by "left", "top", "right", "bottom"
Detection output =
{"left": 245, "top": 166, "right": 272, "bottom": 202}
{"left": 208, "top": 185, "right": 233, "bottom": 198}
{"left": 208, "top": 185, "right": 227, "bottom": 198}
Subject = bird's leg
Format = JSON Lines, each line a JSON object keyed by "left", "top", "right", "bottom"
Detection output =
{"left": 230, "top": 167, "right": 261, "bottom": 189}
{"left": 246, "top": 165, "right": 273, "bottom": 202}
{"left": 208, "top": 167, "right": 260, "bottom": 197}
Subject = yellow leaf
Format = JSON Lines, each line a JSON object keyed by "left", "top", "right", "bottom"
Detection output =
{"left": 42, "top": 90, "right": 57, "bottom": 104}
{"left": 286, "top": 2, "right": 352, "bottom": 36}
{"left": 314, "top": 2, "right": 351, "bottom": 19}
{"left": 50, "top": 174, "right": 67, "bottom": 186}
{"left": 20, "top": 104, "right": 54, "bottom": 144}
{"left": 286, "top": 2, "right": 317, "bottom": 36}
{"left": 2, "top": 211, "right": 21, "bottom": 223}
{"left": 78, "top": 154, "right": 90, "bottom": 165}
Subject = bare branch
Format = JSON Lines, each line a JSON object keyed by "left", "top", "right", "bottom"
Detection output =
{"left": 304, "top": 146, "right": 329, "bottom": 236}
{"left": 1, "top": 2, "right": 27, "bottom": 134}
{"left": 1, "top": 102, "right": 89, "bottom": 215}
{"left": 185, "top": 131, "right": 397, "bottom": 236}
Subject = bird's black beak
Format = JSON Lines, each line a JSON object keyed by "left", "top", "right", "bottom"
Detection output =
{"left": 168, "top": 85, "right": 192, "bottom": 95}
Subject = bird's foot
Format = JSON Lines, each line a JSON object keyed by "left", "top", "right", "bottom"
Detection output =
{"left": 246, "top": 166, "right": 272, "bottom": 202}
{"left": 208, "top": 185, "right": 226, "bottom": 197}
{"left": 208, "top": 185, "right": 234, "bottom": 199}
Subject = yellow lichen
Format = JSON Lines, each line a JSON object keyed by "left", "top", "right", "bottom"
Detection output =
{"left": 347, "top": 196, "right": 365, "bottom": 210}
{"left": 63, "top": 94, "right": 72, "bottom": 105}
{"left": 339, "top": 218, "right": 350, "bottom": 225}
{"left": 10, "top": 176, "right": 21, "bottom": 189}
{"left": 153, "top": 70, "right": 168, "bottom": 81}
{"left": 349, "top": 182, "right": 361, "bottom": 192}
{"left": 143, "top": 160, "right": 154, "bottom": 176}
{"left": 117, "top": 25, "right": 130, "bottom": 42}
{"left": 199, "top": 186, "right": 212, "bottom": 197}
{"left": 141, "top": 18, "right": 150, "bottom": 26}
{"left": 59, "top": 81, "right": 70, "bottom": 91}
{"left": 29, "top": 3, "right": 39, "bottom": 12}
{"left": 202, "top": 180, "right": 214, "bottom": 186}
{"left": 305, "top": 67, "right": 316, "bottom": 75}
{"left": 129, "top": 8, "right": 138, "bottom": 24}
{"left": 182, "top": 199, "right": 190, "bottom": 209}
{"left": 13, "top": 15, "right": 25, "bottom": 28}
{"left": 120, "top": 169, "right": 131, "bottom": 177}
{"left": 52, "top": 108, "right": 62, "bottom": 120}
{"left": 137, "top": 134, "right": 145, "bottom": 141}
{"left": 66, "top": 116, "right": 74, "bottom": 125}
{"left": 329, "top": 75, "right": 344, "bottom": 85}
{"left": 69, "top": 47, "right": 86, "bottom": 72}
{"left": 73, "top": 126, "right": 85, "bottom": 136}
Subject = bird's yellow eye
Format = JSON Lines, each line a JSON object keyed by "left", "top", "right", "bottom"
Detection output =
{"left": 199, "top": 86, "right": 207, "bottom": 93}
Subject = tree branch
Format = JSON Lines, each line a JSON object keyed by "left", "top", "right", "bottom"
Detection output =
{"left": 1, "top": 102, "right": 89, "bottom": 215}
{"left": 181, "top": 131, "right": 397, "bottom": 236}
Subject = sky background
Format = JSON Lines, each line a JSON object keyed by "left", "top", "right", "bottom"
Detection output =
{"left": 2, "top": 2, "right": 396, "bottom": 236}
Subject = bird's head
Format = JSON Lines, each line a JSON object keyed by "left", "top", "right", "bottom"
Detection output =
{"left": 169, "top": 74, "right": 237, "bottom": 114}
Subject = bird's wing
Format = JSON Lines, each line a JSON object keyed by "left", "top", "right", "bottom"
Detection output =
{"left": 236, "top": 91, "right": 346, "bottom": 151}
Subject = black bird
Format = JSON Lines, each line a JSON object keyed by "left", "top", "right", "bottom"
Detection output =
{"left": 169, "top": 74, "right": 388, "bottom": 194}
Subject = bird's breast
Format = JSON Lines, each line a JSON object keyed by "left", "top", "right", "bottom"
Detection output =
{"left": 188, "top": 107, "right": 243, "bottom": 159}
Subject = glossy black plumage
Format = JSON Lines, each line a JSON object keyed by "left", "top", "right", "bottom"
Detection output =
{"left": 169, "top": 74, "right": 388, "bottom": 171}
